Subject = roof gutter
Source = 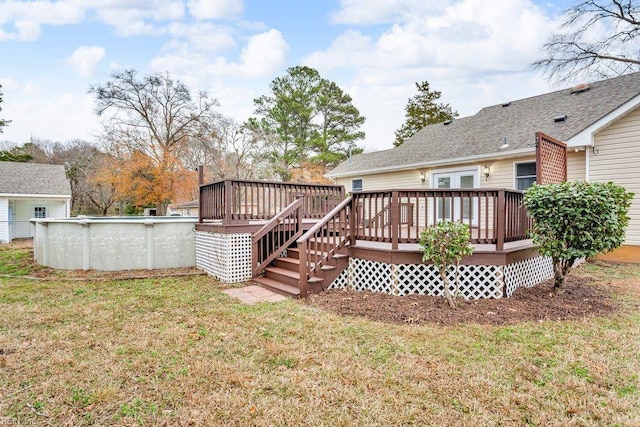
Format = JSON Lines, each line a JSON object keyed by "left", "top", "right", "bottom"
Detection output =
{"left": 326, "top": 147, "right": 536, "bottom": 178}
{"left": 0, "top": 193, "right": 72, "bottom": 199}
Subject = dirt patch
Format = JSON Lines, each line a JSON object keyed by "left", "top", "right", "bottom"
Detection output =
{"left": 308, "top": 274, "right": 620, "bottom": 326}
{"left": 6, "top": 266, "right": 206, "bottom": 281}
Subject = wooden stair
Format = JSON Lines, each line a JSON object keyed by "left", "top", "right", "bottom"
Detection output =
{"left": 253, "top": 239, "right": 350, "bottom": 298}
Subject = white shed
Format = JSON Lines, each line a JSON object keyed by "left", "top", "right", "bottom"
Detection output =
{"left": 0, "top": 161, "right": 71, "bottom": 243}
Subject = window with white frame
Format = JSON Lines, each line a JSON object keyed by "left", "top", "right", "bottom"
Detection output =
{"left": 34, "top": 206, "right": 47, "bottom": 218}
{"left": 352, "top": 178, "right": 363, "bottom": 192}
{"left": 515, "top": 162, "right": 536, "bottom": 190}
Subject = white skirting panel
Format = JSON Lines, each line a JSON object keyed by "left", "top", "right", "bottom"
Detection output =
{"left": 329, "top": 256, "right": 553, "bottom": 299}
{"left": 195, "top": 231, "right": 252, "bottom": 283}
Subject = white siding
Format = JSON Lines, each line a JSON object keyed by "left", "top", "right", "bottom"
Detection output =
{"left": 0, "top": 197, "right": 8, "bottom": 243}
{"left": 479, "top": 156, "right": 534, "bottom": 189}
{"left": 478, "top": 151, "right": 585, "bottom": 190}
{"left": 567, "top": 150, "right": 586, "bottom": 181}
{"left": 590, "top": 106, "right": 640, "bottom": 246}
{"left": 336, "top": 169, "right": 424, "bottom": 192}
{"left": 13, "top": 199, "right": 68, "bottom": 238}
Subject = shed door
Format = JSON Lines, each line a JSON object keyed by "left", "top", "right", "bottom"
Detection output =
{"left": 8, "top": 204, "right": 14, "bottom": 241}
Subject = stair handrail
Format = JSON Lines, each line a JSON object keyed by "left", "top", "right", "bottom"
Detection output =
{"left": 296, "top": 196, "right": 352, "bottom": 298}
{"left": 252, "top": 197, "right": 305, "bottom": 277}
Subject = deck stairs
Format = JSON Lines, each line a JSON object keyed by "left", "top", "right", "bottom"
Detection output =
{"left": 253, "top": 239, "right": 350, "bottom": 298}
{"left": 253, "top": 197, "right": 353, "bottom": 298}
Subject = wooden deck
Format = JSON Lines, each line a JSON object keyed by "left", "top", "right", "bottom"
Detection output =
{"left": 196, "top": 179, "right": 540, "bottom": 296}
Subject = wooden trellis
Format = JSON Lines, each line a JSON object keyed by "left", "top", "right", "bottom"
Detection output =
{"left": 535, "top": 132, "right": 567, "bottom": 184}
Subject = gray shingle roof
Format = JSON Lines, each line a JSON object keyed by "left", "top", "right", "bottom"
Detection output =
{"left": 328, "top": 72, "right": 640, "bottom": 177}
{"left": 178, "top": 199, "right": 199, "bottom": 208}
{"left": 0, "top": 161, "right": 71, "bottom": 196}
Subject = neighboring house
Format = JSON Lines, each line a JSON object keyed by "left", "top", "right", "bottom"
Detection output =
{"left": 167, "top": 199, "right": 199, "bottom": 217}
{"left": 0, "top": 161, "right": 71, "bottom": 243}
{"left": 327, "top": 72, "right": 640, "bottom": 261}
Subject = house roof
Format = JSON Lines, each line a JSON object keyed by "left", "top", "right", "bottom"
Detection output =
{"left": 328, "top": 72, "right": 640, "bottom": 177}
{"left": 0, "top": 161, "right": 71, "bottom": 196}
{"left": 177, "top": 199, "right": 199, "bottom": 208}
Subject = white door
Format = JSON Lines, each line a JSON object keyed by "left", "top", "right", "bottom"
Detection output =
{"left": 433, "top": 170, "right": 478, "bottom": 224}
{"left": 8, "top": 204, "right": 14, "bottom": 241}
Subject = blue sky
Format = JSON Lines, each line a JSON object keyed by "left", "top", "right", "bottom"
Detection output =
{"left": 0, "top": 0, "right": 574, "bottom": 152}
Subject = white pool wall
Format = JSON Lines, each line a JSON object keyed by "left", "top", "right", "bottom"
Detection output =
{"left": 33, "top": 216, "right": 197, "bottom": 271}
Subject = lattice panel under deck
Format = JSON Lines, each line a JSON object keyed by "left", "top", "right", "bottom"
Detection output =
{"left": 331, "top": 258, "right": 504, "bottom": 299}
{"left": 397, "top": 264, "right": 503, "bottom": 299}
{"left": 195, "top": 231, "right": 252, "bottom": 283}
{"left": 329, "top": 269, "right": 348, "bottom": 290}
{"left": 504, "top": 256, "right": 553, "bottom": 297}
{"left": 347, "top": 258, "right": 394, "bottom": 294}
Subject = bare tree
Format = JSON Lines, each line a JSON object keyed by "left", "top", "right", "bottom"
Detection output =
{"left": 179, "top": 117, "right": 272, "bottom": 182}
{"left": 533, "top": 1, "right": 640, "bottom": 82}
{"left": 89, "top": 69, "right": 221, "bottom": 214}
{"left": 0, "top": 84, "right": 9, "bottom": 133}
{"left": 213, "top": 118, "right": 271, "bottom": 180}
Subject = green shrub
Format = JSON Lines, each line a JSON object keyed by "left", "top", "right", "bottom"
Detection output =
{"left": 418, "top": 221, "right": 474, "bottom": 308}
{"left": 523, "top": 181, "right": 633, "bottom": 293}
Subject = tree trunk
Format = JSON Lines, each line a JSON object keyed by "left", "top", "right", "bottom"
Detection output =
{"left": 552, "top": 258, "right": 575, "bottom": 295}
{"left": 440, "top": 268, "right": 457, "bottom": 309}
{"left": 157, "top": 202, "right": 168, "bottom": 216}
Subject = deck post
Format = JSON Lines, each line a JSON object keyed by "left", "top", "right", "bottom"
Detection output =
{"left": 223, "top": 179, "right": 233, "bottom": 225}
{"left": 496, "top": 189, "right": 505, "bottom": 252}
{"left": 348, "top": 198, "right": 356, "bottom": 247}
{"left": 298, "top": 240, "right": 308, "bottom": 298}
{"left": 391, "top": 191, "right": 399, "bottom": 250}
{"left": 197, "top": 165, "right": 204, "bottom": 224}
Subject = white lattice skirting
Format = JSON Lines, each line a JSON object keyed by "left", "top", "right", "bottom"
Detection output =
{"left": 330, "top": 256, "right": 553, "bottom": 299}
{"left": 195, "top": 231, "right": 252, "bottom": 283}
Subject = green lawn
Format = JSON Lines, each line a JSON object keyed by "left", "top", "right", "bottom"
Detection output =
{"left": 1, "top": 246, "right": 639, "bottom": 425}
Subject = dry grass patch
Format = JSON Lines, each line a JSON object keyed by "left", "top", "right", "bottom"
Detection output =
{"left": 1, "top": 249, "right": 639, "bottom": 425}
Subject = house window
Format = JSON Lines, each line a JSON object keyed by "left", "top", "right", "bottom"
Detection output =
{"left": 352, "top": 179, "right": 363, "bottom": 192}
{"left": 516, "top": 162, "right": 537, "bottom": 190}
{"left": 34, "top": 207, "right": 47, "bottom": 219}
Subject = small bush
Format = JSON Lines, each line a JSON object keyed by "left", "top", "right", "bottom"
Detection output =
{"left": 523, "top": 181, "right": 633, "bottom": 293}
{"left": 419, "top": 221, "right": 474, "bottom": 308}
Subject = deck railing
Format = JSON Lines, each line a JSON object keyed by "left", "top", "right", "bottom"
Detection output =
{"left": 199, "top": 179, "right": 345, "bottom": 224}
{"left": 198, "top": 181, "right": 531, "bottom": 251}
{"left": 297, "top": 197, "right": 352, "bottom": 298}
{"left": 351, "top": 188, "right": 531, "bottom": 251}
{"left": 252, "top": 197, "right": 304, "bottom": 277}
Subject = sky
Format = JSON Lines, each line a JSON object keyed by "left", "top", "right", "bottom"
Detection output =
{"left": 0, "top": 0, "right": 576, "bottom": 153}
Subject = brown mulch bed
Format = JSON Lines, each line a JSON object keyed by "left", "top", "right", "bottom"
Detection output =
{"left": 308, "top": 275, "right": 620, "bottom": 326}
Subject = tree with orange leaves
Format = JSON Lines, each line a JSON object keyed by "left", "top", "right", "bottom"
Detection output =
{"left": 90, "top": 69, "right": 220, "bottom": 214}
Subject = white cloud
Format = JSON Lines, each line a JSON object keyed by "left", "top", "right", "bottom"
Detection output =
{"left": 90, "top": 0, "right": 185, "bottom": 36}
{"left": 0, "top": 1, "right": 85, "bottom": 26}
{"left": 64, "top": 46, "right": 106, "bottom": 78}
{"left": 313, "top": 0, "right": 556, "bottom": 75}
{"left": 233, "top": 29, "right": 288, "bottom": 77}
{"left": 0, "top": 83, "right": 100, "bottom": 144}
{"left": 14, "top": 20, "right": 42, "bottom": 40}
{"left": 0, "top": 0, "right": 186, "bottom": 39}
{"left": 305, "top": 0, "right": 564, "bottom": 150}
{"left": 331, "top": 0, "right": 445, "bottom": 25}
{"left": 151, "top": 28, "right": 288, "bottom": 80}
{"left": 167, "top": 22, "right": 236, "bottom": 52}
{"left": 188, "top": 0, "right": 243, "bottom": 20}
